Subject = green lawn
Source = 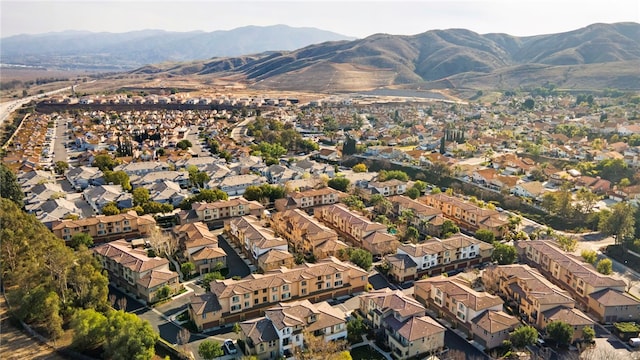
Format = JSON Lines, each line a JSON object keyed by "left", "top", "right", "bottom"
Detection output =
{"left": 350, "top": 345, "right": 386, "bottom": 360}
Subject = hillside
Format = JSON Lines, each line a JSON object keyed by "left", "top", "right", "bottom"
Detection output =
{"left": 135, "top": 22, "right": 640, "bottom": 92}
{"left": 0, "top": 25, "right": 355, "bottom": 70}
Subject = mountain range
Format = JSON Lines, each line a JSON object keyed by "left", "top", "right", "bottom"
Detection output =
{"left": 0, "top": 25, "right": 355, "bottom": 70}
{"left": 135, "top": 22, "right": 640, "bottom": 92}
{"left": 3, "top": 23, "right": 639, "bottom": 91}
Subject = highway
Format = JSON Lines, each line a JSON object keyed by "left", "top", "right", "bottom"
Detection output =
{"left": 0, "top": 86, "right": 72, "bottom": 128}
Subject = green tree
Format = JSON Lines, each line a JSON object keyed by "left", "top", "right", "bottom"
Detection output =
{"left": 349, "top": 249, "right": 373, "bottom": 271}
{"left": 202, "top": 271, "right": 224, "bottom": 291}
{"left": 102, "top": 202, "right": 121, "bottom": 215}
{"left": 0, "top": 163, "right": 24, "bottom": 207}
{"left": 176, "top": 139, "right": 192, "bottom": 150}
{"left": 404, "top": 226, "right": 420, "bottom": 243}
{"left": 582, "top": 326, "right": 595, "bottom": 342}
{"left": 70, "top": 232, "right": 93, "bottom": 250}
{"left": 133, "top": 187, "right": 151, "bottom": 206}
{"left": 54, "top": 160, "right": 69, "bottom": 175}
{"left": 352, "top": 163, "right": 368, "bottom": 173}
{"left": 104, "top": 310, "right": 159, "bottom": 360}
{"left": 156, "top": 285, "right": 172, "bottom": 300}
{"left": 378, "top": 170, "right": 409, "bottom": 182}
{"left": 581, "top": 249, "right": 597, "bottom": 265}
{"left": 557, "top": 235, "right": 578, "bottom": 252}
{"left": 510, "top": 325, "right": 538, "bottom": 349}
{"left": 103, "top": 170, "right": 131, "bottom": 191}
{"left": 596, "top": 258, "right": 613, "bottom": 275}
{"left": 198, "top": 340, "right": 224, "bottom": 360}
{"left": 599, "top": 202, "right": 636, "bottom": 245}
{"left": 181, "top": 262, "right": 195, "bottom": 277}
{"left": 179, "top": 189, "right": 229, "bottom": 210}
{"left": 406, "top": 187, "right": 420, "bottom": 199}
{"left": 441, "top": 220, "right": 460, "bottom": 238}
{"left": 328, "top": 177, "right": 350, "bottom": 192}
{"left": 492, "top": 243, "right": 517, "bottom": 265}
{"left": 70, "top": 308, "right": 107, "bottom": 350}
{"left": 545, "top": 321, "right": 573, "bottom": 346}
{"left": 92, "top": 154, "right": 117, "bottom": 171}
{"left": 347, "top": 317, "right": 365, "bottom": 343}
{"left": 523, "top": 98, "right": 535, "bottom": 110}
{"left": 474, "top": 229, "right": 496, "bottom": 244}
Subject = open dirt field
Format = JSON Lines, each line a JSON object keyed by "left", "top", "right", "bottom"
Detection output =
{"left": 0, "top": 296, "right": 66, "bottom": 360}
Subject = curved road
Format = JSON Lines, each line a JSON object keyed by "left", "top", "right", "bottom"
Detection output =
{"left": 0, "top": 86, "right": 72, "bottom": 128}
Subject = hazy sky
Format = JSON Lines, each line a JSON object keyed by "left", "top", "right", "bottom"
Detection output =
{"left": 1, "top": 0, "right": 638, "bottom": 38}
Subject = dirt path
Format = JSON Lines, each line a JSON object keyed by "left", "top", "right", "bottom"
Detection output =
{"left": 0, "top": 295, "right": 66, "bottom": 360}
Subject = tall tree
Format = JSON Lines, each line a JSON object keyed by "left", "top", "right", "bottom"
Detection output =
{"left": 545, "top": 321, "right": 573, "bottom": 346}
{"left": 0, "top": 163, "right": 24, "bottom": 207}
{"left": 198, "top": 340, "right": 224, "bottom": 360}
{"left": 599, "top": 202, "right": 636, "bottom": 245}
{"left": 510, "top": 325, "right": 538, "bottom": 349}
{"left": 103, "top": 310, "right": 159, "bottom": 360}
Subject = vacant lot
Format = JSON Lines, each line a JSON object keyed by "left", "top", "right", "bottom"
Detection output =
{"left": 0, "top": 296, "right": 66, "bottom": 360}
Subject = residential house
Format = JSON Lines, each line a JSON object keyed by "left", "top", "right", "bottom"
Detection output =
{"left": 385, "top": 234, "right": 493, "bottom": 282}
{"left": 588, "top": 288, "right": 640, "bottom": 323}
{"left": 357, "top": 289, "right": 445, "bottom": 359}
{"left": 51, "top": 211, "right": 156, "bottom": 243}
{"left": 173, "top": 222, "right": 227, "bottom": 274}
{"left": 30, "top": 198, "right": 82, "bottom": 229}
{"left": 65, "top": 166, "right": 104, "bottom": 191}
{"left": 269, "top": 209, "right": 344, "bottom": 259}
{"left": 217, "top": 174, "right": 266, "bottom": 196}
{"left": 93, "top": 239, "right": 181, "bottom": 303}
{"left": 511, "top": 181, "right": 546, "bottom": 200}
{"left": 18, "top": 170, "right": 56, "bottom": 192}
{"left": 539, "top": 306, "right": 595, "bottom": 343}
{"left": 315, "top": 203, "right": 399, "bottom": 256}
{"left": 145, "top": 180, "right": 189, "bottom": 207}
{"left": 420, "top": 193, "right": 509, "bottom": 238}
{"left": 227, "top": 215, "right": 289, "bottom": 270}
{"left": 188, "top": 257, "right": 368, "bottom": 330}
{"left": 83, "top": 184, "right": 133, "bottom": 213}
{"left": 575, "top": 176, "right": 611, "bottom": 194}
{"left": 113, "top": 161, "right": 169, "bottom": 176}
{"left": 177, "top": 198, "right": 265, "bottom": 227}
{"left": 367, "top": 179, "right": 408, "bottom": 197}
{"left": 130, "top": 170, "right": 190, "bottom": 188}
{"left": 274, "top": 188, "right": 346, "bottom": 213}
{"left": 257, "top": 250, "right": 296, "bottom": 272}
{"left": 239, "top": 300, "right": 346, "bottom": 360}
{"left": 516, "top": 240, "right": 629, "bottom": 318}
{"left": 483, "top": 264, "right": 577, "bottom": 328}
{"left": 414, "top": 275, "right": 518, "bottom": 349}
{"left": 388, "top": 195, "right": 443, "bottom": 236}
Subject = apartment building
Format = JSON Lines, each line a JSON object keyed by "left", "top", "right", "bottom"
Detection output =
{"left": 420, "top": 193, "right": 509, "bottom": 238}
{"left": 239, "top": 300, "right": 347, "bottom": 360}
{"left": 314, "top": 203, "right": 399, "bottom": 256}
{"left": 358, "top": 289, "right": 445, "bottom": 360}
{"left": 270, "top": 209, "right": 346, "bottom": 260}
{"left": 482, "top": 263, "right": 595, "bottom": 339}
{"left": 367, "top": 179, "right": 407, "bottom": 197}
{"left": 177, "top": 198, "right": 265, "bottom": 226}
{"left": 414, "top": 274, "right": 518, "bottom": 349}
{"left": 173, "top": 222, "right": 227, "bottom": 275}
{"left": 51, "top": 211, "right": 156, "bottom": 243}
{"left": 188, "top": 257, "right": 368, "bottom": 330}
{"left": 516, "top": 240, "right": 634, "bottom": 322}
{"left": 93, "top": 239, "right": 181, "bottom": 303}
{"left": 274, "top": 187, "right": 345, "bottom": 212}
{"left": 227, "top": 215, "right": 289, "bottom": 271}
{"left": 385, "top": 233, "right": 493, "bottom": 282}
{"left": 388, "top": 195, "right": 444, "bottom": 236}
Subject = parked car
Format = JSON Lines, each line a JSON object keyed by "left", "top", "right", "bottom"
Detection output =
{"left": 224, "top": 339, "right": 237, "bottom": 354}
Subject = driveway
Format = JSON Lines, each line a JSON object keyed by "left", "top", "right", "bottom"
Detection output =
{"left": 443, "top": 329, "right": 490, "bottom": 360}
{"left": 216, "top": 235, "right": 251, "bottom": 279}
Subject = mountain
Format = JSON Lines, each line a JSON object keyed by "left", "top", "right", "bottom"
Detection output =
{"left": 136, "top": 22, "right": 640, "bottom": 91}
{"left": 0, "top": 25, "right": 355, "bottom": 70}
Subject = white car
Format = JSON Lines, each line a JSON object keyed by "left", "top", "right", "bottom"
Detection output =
{"left": 224, "top": 339, "right": 237, "bottom": 354}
